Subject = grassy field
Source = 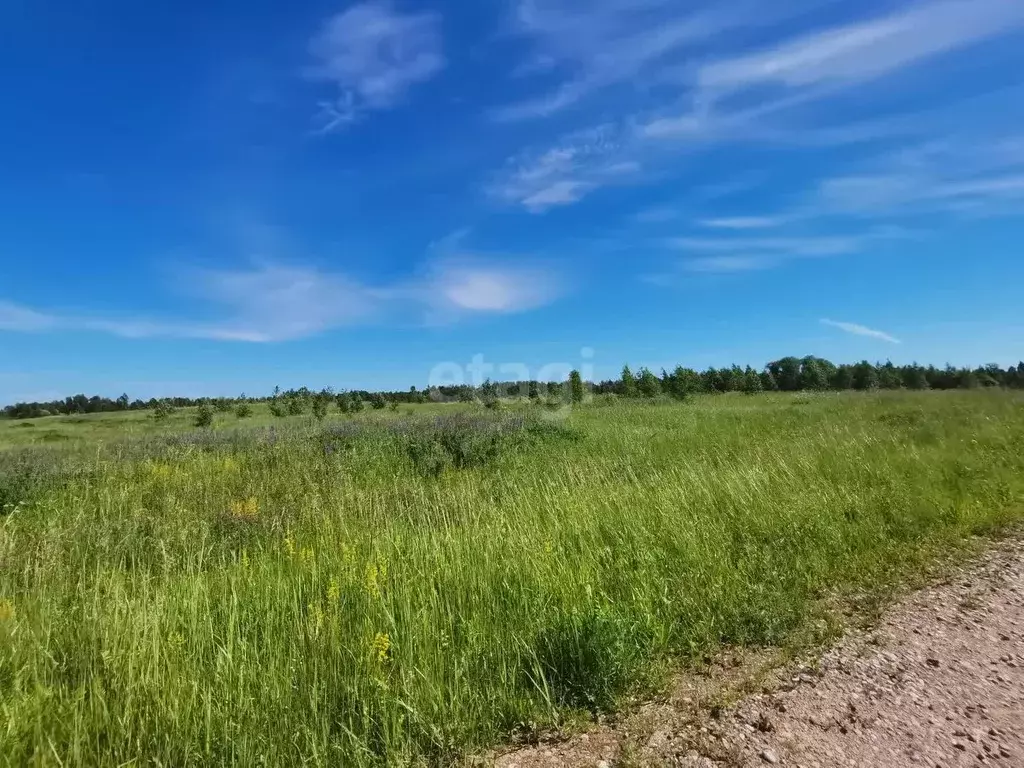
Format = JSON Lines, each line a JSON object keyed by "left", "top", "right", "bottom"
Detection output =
{"left": 1, "top": 391, "right": 1023, "bottom": 766}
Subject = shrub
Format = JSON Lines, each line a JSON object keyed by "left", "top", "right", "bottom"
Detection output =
{"left": 153, "top": 400, "right": 174, "bottom": 422}
{"left": 311, "top": 396, "right": 329, "bottom": 421}
{"left": 235, "top": 403, "right": 253, "bottom": 419}
{"left": 369, "top": 393, "right": 387, "bottom": 410}
{"left": 194, "top": 404, "right": 215, "bottom": 429}
{"left": 569, "top": 370, "right": 586, "bottom": 405}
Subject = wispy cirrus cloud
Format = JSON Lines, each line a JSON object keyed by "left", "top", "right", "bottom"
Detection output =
{"left": 698, "top": 216, "right": 788, "bottom": 230}
{"left": 492, "top": 0, "right": 726, "bottom": 121}
{"left": 488, "top": 124, "right": 643, "bottom": 211}
{"left": 697, "top": 0, "right": 1024, "bottom": 102}
{"left": 821, "top": 318, "right": 901, "bottom": 344}
{"left": 306, "top": 1, "right": 443, "bottom": 132}
{"left": 0, "top": 255, "right": 566, "bottom": 343}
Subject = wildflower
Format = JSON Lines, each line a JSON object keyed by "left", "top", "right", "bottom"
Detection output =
{"left": 167, "top": 631, "right": 185, "bottom": 653}
{"left": 300, "top": 547, "right": 315, "bottom": 566}
{"left": 544, "top": 540, "right": 554, "bottom": 555}
{"left": 364, "top": 560, "right": 387, "bottom": 598}
{"left": 0, "top": 599, "right": 14, "bottom": 622}
{"left": 284, "top": 534, "right": 296, "bottom": 557}
{"left": 241, "top": 549, "right": 250, "bottom": 569}
{"left": 228, "top": 497, "right": 259, "bottom": 520}
{"left": 371, "top": 632, "right": 391, "bottom": 664}
{"left": 307, "top": 602, "right": 324, "bottom": 634}
{"left": 326, "top": 578, "right": 340, "bottom": 604}
{"left": 341, "top": 543, "right": 355, "bottom": 565}
{"left": 364, "top": 564, "right": 380, "bottom": 598}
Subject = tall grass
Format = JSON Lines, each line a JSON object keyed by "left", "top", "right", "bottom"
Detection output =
{"left": 1, "top": 392, "right": 1023, "bottom": 765}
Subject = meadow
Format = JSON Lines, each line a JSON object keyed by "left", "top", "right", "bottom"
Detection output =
{"left": 1, "top": 390, "right": 1023, "bottom": 766}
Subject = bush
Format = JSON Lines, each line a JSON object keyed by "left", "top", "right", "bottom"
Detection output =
{"left": 369, "top": 393, "right": 387, "bottom": 410}
{"left": 153, "top": 400, "right": 174, "bottom": 422}
{"left": 311, "top": 396, "right": 329, "bottom": 421}
{"left": 235, "top": 403, "right": 253, "bottom": 419}
{"left": 194, "top": 404, "right": 215, "bottom": 429}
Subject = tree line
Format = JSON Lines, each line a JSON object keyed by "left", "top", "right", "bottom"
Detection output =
{"left": 3, "top": 357, "right": 1023, "bottom": 420}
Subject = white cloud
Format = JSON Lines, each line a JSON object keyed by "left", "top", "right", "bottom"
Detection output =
{"left": 428, "top": 260, "right": 562, "bottom": 314}
{"left": 521, "top": 180, "right": 591, "bottom": 211}
{"left": 0, "top": 301, "right": 57, "bottom": 332}
{"left": 669, "top": 236, "right": 860, "bottom": 257}
{"left": 821, "top": 318, "right": 901, "bottom": 344}
{"left": 489, "top": 124, "right": 639, "bottom": 211}
{"left": 493, "top": 0, "right": 724, "bottom": 120}
{"left": 699, "top": 216, "right": 786, "bottom": 230}
{"left": 306, "top": 1, "right": 443, "bottom": 130}
{"left": 0, "top": 257, "right": 565, "bottom": 343}
{"left": 684, "top": 255, "right": 778, "bottom": 273}
{"left": 698, "top": 0, "right": 1024, "bottom": 101}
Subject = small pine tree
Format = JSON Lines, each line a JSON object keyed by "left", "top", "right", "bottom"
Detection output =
{"left": 637, "top": 367, "right": 661, "bottom": 398}
{"left": 369, "top": 393, "right": 387, "bottom": 410}
{"left": 741, "top": 366, "right": 763, "bottom": 394}
{"left": 235, "top": 402, "right": 253, "bottom": 418}
{"left": 311, "top": 395, "right": 329, "bottom": 421}
{"left": 568, "top": 369, "right": 586, "bottom": 405}
{"left": 528, "top": 381, "right": 540, "bottom": 401}
{"left": 153, "top": 399, "right": 174, "bottom": 422}
{"left": 350, "top": 396, "right": 365, "bottom": 413}
{"left": 621, "top": 365, "right": 638, "bottom": 397}
{"left": 759, "top": 370, "right": 778, "bottom": 392}
{"left": 194, "top": 403, "right": 214, "bottom": 429}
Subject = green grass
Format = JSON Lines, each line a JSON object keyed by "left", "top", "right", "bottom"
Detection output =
{"left": 1, "top": 391, "right": 1023, "bottom": 766}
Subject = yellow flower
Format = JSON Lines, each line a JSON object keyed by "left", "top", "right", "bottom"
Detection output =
{"left": 371, "top": 632, "right": 391, "bottom": 664}
{"left": 228, "top": 497, "right": 259, "bottom": 520}
{"left": 326, "top": 578, "right": 340, "bottom": 604}
{"left": 544, "top": 540, "right": 554, "bottom": 555}
{"left": 0, "top": 599, "right": 14, "bottom": 622}
{"left": 240, "top": 549, "right": 250, "bottom": 569}
{"left": 284, "top": 534, "right": 296, "bottom": 557}
{"left": 300, "top": 547, "right": 315, "bottom": 566}
{"left": 167, "top": 631, "right": 185, "bottom": 653}
{"left": 364, "top": 561, "right": 387, "bottom": 598}
{"left": 341, "top": 543, "right": 355, "bottom": 565}
{"left": 307, "top": 602, "right": 324, "bottom": 634}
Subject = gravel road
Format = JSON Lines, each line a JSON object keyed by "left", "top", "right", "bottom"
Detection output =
{"left": 493, "top": 538, "right": 1024, "bottom": 767}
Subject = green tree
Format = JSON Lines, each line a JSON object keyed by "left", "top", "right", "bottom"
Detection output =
{"left": 903, "top": 365, "right": 930, "bottom": 390}
{"left": 116, "top": 393, "right": 130, "bottom": 410}
{"left": 194, "top": 403, "right": 214, "bottom": 429}
{"left": 350, "top": 395, "right": 365, "bottom": 413}
{"left": 852, "top": 361, "right": 879, "bottom": 391}
{"left": 741, "top": 366, "right": 763, "bottom": 394}
{"left": 568, "top": 369, "right": 586, "bottom": 404}
{"left": 799, "top": 356, "right": 830, "bottom": 391}
{"left": 831, "top": 365, "right": 855, "bottom": 390}
{"left": 621, "top": 365, "right": 638, "bottom": 397}
{"left": 878, "top": 361, "right": 903, "bottom": 390}
{"left": 311, "top": 394, "right": 329, "bottom": 420}
{"left": 768, "top": 357, "right": 802, "bottom": 392}
{"left": 760, "top": 370, "right": 778, "bottom": 392}
{"left": 235, "top": 402, "right": 253, "bottom": 418}
{"left": 153, "top": 399, "right": 174, "bottom": 422}
{"left": 637, "top": 367, "right": 661, "bottom": 398}
{"left": 369, "top": 393, "right": 387, "bottom": 410}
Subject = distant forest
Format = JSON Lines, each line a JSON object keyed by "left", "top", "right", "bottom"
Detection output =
{"left": 4, "top": 357, "right": 1024, "bottom": 420}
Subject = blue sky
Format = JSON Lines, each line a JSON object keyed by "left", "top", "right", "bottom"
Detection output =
{"left": 2, "top": 0, "right": 1024, "bottom": 401}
